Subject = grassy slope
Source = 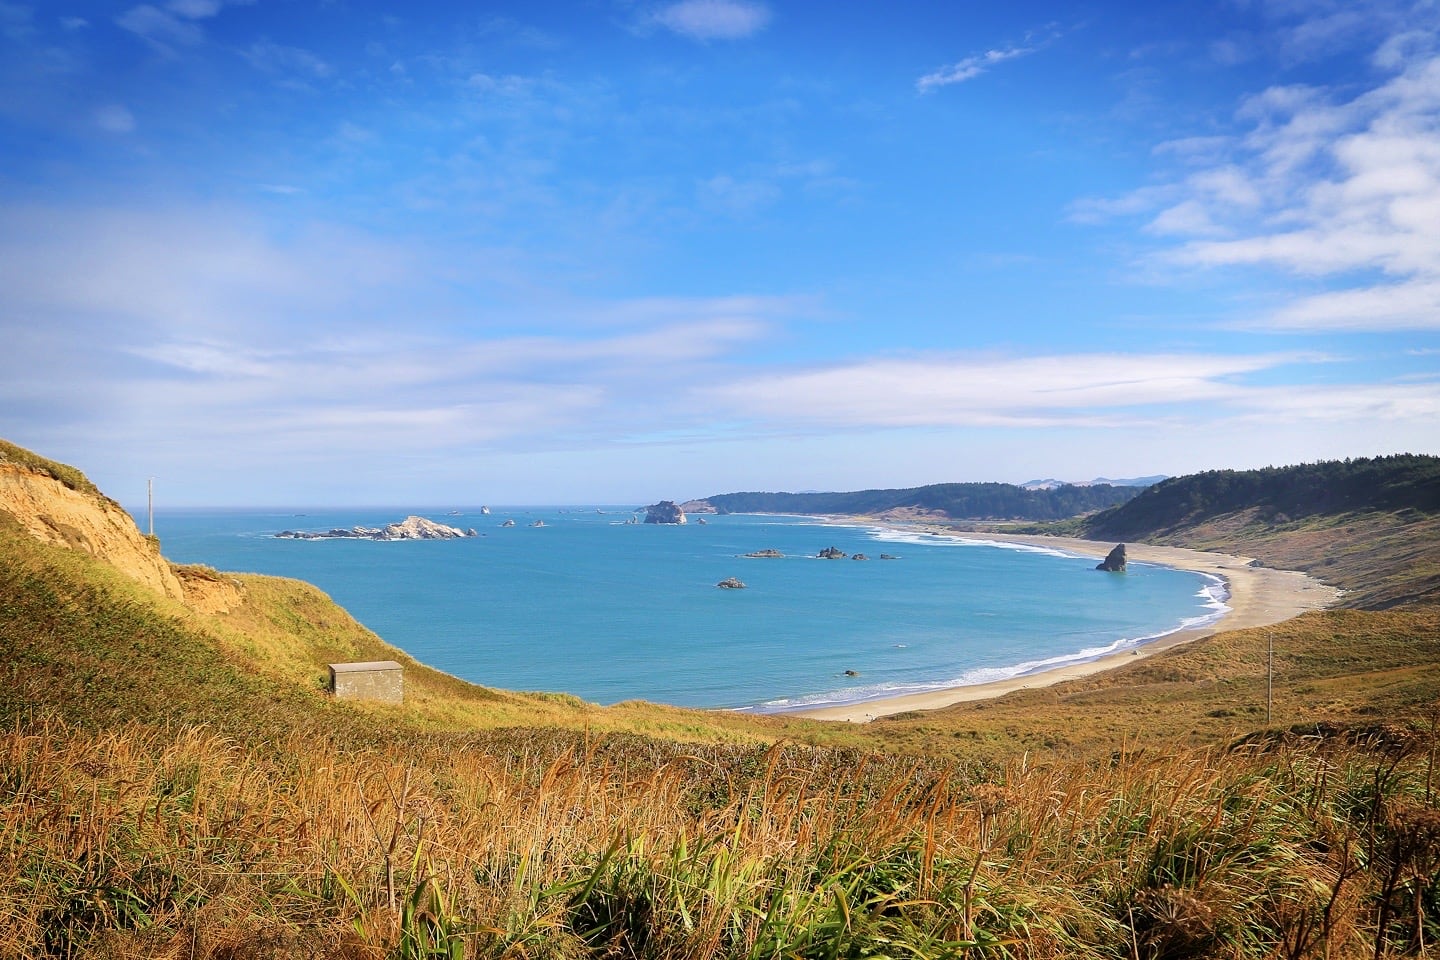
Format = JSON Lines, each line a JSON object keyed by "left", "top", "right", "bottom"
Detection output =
{"left": 1115, "top": 508, "right": 1440, "bottom": 610}
{"left": 1076, "top": 456, "right": 1440, "bottom": 611}
{"left": 868, "top": 608, "right": 1440, "bottom": 758}
{"left": 0, "top": 512, "right": 811, "bottom": 749}
{"left": 3, "top": 444, "right": 1440, "bottom": 957}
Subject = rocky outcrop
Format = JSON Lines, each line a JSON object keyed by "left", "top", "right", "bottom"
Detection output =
{"left": 744, "top": 549, "right": 785, "bottom": 558}
{"left": 644, "top": 501, "right": 687, "bottom": 524}
{"left": 1096, "top": 543, "right": 1127, "bottom": 572}
{"left": 852, "top": 553, "right": 869, "bottom": 561}
{"left": 0, "top": 460, "right": 186, "bottom": 602}
{"left": 716, "top": 577, "right": 746, "bottom": 589}
{"left": 679, "top": 499, "right": 717, "bottom": 514}
{"left": 276, "top": 516, "right": 476, "bottom": 541}
{"left": 817, "top": 546, "right": 847, "bottom": 559}
{"left": 175, "top": 564, "right": 246, "bottom": 615}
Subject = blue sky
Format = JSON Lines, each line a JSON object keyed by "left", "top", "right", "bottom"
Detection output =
{"left": 1, "top": 0, "right": 1437, "bottom": 506}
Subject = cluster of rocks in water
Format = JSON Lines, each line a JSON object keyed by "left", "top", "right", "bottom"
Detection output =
{"left": 719, "top": 544, "right": 903, "bottom": 587}
{"left": 817, "top": 546, "right": 900, "bottom": 560}
{"left": 276, "top": 516, "right": 478, "bottom": 541}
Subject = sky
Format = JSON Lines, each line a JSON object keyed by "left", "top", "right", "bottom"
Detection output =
{"left": 1, "top": 0, "right": 1438, "bottom": 507}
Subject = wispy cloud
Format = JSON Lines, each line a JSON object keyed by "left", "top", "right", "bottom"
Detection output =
{"left": 1075, "top": 36, "right": 1440, "bottom": 332}
{"left": 0, "top": 202, "right": 804, "bottom": 466}
{"left": 649, "top": 0, "right": 771, "bottom": 42}
{"left": 116, "top": 0, "right": 251, "bottom": 54}
{"left": 116, "top": 5, "right": 205, "bottom": 52}
{"left": 702, "top": 352, "right": 1322, "bottom": 429}
{"left": 93, "top": 104, "right": 136, "bottom": 134}
{"left": 917, "top": 45, "right": 1037, "bottom": 92}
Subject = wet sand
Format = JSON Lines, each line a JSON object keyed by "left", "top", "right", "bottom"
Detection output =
{"left": 792, "top": 530, "right": 1340, "bottom": 723}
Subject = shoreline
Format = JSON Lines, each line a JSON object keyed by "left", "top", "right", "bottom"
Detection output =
{"left": 787, "top": 525, "right": 1341, "bottom": 724}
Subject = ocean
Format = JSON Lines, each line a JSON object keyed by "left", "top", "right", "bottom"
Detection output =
{"left": 150, "top": 507, "right": 1229, "bottom": 712}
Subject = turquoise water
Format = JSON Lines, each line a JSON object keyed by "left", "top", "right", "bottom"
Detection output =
{"left": 150, "top": 508, "right": 1228, "bottom": 711}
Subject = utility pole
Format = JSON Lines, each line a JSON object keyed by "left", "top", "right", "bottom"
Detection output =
{"left": 147, "top": 477, "right": 155, "bottom": 538}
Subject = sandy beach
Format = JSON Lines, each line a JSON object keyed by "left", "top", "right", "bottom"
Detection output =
{"left": 793, "top": 530, "right": 1341, "bottom": 723}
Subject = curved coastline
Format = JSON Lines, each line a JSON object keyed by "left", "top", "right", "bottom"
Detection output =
{"left": 780, "top": 523, "right": 1341, "bottom": 723}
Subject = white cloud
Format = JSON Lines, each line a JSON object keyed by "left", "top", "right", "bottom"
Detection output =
{"left": 1236, "top": 381, "right": 1440, "bottom": 423}
{"left": 651, "top": 0, "right": 770, "bottom": 42}
{"left": 0, "top": 203, "right": 805, "bottom": 471}
{"left": 702, "top": 352, "right": 1314, "bottom": 429}
{"left": 917, "top": 45, "right": 1034, "bottom": 92}
{"left": 1079, "top": 43, "right": 1440, "bottom": 333}
{"left": 1263, "top": 279, "right": 1440, "bottom": 331}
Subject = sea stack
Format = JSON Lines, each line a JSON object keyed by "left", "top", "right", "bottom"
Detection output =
{"left": 643, "top": 501, "right": 687, "bottom": 524}
{"left": 1096, "top": 543, "right": 1127, "bottom": 572}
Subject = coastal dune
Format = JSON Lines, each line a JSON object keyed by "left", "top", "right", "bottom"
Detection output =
{"left": 794, "top": 532, "right": 1341, "bottom": 723}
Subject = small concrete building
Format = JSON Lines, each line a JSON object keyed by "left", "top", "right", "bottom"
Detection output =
{"left": 328, "top": 660, "right": 404, "bottom": 704}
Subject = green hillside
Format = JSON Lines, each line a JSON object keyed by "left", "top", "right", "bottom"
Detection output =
{"left": 1079, "top": 455, "right": 1440, "bottom": 610}
{"left": 2, "top": 440, "right": 1439, "bottom": 959}
{"left": 1083, "top": 455, "right": 1440, "bottom": 538}
{"left": 697, "top": 481, "right": 1141, "bottom": 520}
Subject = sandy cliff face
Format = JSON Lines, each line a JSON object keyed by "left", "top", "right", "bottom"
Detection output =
{"left": 0, "top": 463, "right": 187, "bottom": 602}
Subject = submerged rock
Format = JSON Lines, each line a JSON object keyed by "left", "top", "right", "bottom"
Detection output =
{"left": 744, "top": 549, "right": 785, "bottom": 558}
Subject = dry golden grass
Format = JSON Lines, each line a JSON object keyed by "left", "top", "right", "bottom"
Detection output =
{"left": 866, "top": 608, "right": 1440, "bottom": 760}
{"left": 5, "top": 442, "right": 1440, "bottom": 957}
{"left": 4, "top": 713, "right": 1439, "bottom": 958}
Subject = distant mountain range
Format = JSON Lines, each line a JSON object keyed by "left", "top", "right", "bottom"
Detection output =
{"left": 687, "top": 481, "right": 1143, "bottom": 521}
{"left": 1020, "top": 475, "right": 1169, "bottom": 490}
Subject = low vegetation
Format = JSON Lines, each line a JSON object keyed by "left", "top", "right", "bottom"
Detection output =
{"left": 1, "top": 440, "right": 1438, "bottom": 957}
{"left": 695, "top": 482, "right": 1141, "bottom": 521}
{"left": 1077, "top": 456, "right": 1440, "bottom": 611}
{"left": 0, "top": 439, "right": 106, "bottom": 499}
{"left": 1083, "top": 455, "right": 1440, "bottom": 540}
